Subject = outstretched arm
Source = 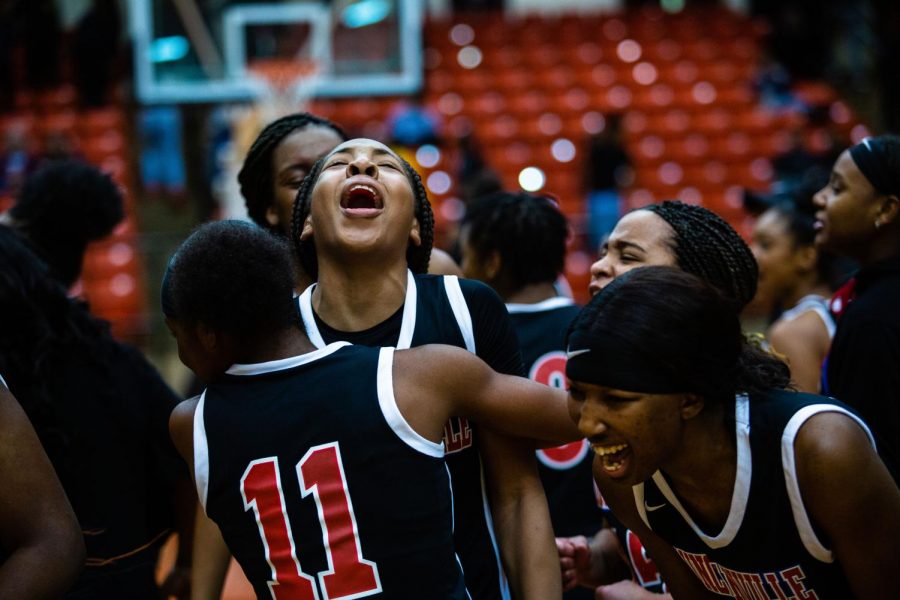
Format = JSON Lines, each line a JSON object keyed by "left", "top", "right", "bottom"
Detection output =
{"left": 0, "top": 383, "right": 84, "bottom": 598}
{"left": 794, "top": 411, "right": 900, "bottom": 598}
{"left": 481, "top": 430, "right": 561, "bottom": 600}
{"left": 394, "top": 344, "right": 580, "bottom": 444}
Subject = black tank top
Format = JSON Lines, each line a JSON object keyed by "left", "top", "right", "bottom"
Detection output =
{"left": 298, "top": 272, "right": 514, "bottom": 600}
{"left": 635, "top": 391, "right": 872, "bottom": 599}
{"left": 195, "top": 343, "right": 466, "bottom": 599}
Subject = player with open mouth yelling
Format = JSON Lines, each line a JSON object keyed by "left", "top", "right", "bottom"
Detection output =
{"left": 564, "top": 266, "right": 900, "bottom": 599}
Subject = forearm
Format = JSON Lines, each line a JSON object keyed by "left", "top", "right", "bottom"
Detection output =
{"left": 482, "top": 432, "right": 561, "bottom": 600}
{"left": 191, "top": 507, "right": 232, "bottom": 600}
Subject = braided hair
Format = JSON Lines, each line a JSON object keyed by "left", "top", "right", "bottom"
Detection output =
{"left": 237, "top": 113, "right": 346, "bottom": 229}
{"left": 462, "top": 191, "right": 568, "bottom": 289}
{"left": 290, "top": 149, "right": 434, "bottom": 280}
{"left": 643, "top": 200, "right": 758, "bottom": 308}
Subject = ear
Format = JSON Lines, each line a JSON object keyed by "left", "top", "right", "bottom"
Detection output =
{"left": 408, "top": 216, "right": 421, "bottom": 247}
{"left": 299, "top": 214, "right": 314, "bottom": 241}
{"left": 196, "top": 322, "right": 220, "bottom": 353}
{"left": 484, "top": 250, "right": 502, "bottom": 280}
{"left": 679, "top": 393, "right": 705, "bottom": 421}
{"left": 264, "top": 205, "right": 280, "bottom": 228}
{"left": 876, "top": 194, "right": 900, "bottom": 228}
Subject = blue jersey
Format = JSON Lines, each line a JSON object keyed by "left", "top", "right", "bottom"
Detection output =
{"left": 299, "top": 271, "right": 524, "bottom": 600}
{"left": 194, "top": 343, "right": 466, "bottom": 599}
{"left": 634, "top": 391, "right": 872, "bottom": 599}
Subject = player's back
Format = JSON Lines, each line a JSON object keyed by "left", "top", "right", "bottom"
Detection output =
{"left": 195, "top": 342, "right": 466, "bottom": 599}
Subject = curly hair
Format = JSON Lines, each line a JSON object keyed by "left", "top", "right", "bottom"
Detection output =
{"left": 643, "top": 200, "right": 758, "bottom": 308}
{"left": 11, "top": 159, "right": 124, "bottom": 286}
{"left": 0, "top": 225, "right": 115, "bottom": 480}
{"left": 237, "top": 113, "right": 346, "bottom": 230}
{"left": 163, "top": 221, "right": 297, "bottom": 342}
{"left": 462, "top": 191, "right": 568, "bottom": 289}
{"left": 568, "top": 266, "right": 790, "bottom": 403}
{"left": 290, "top": 149, "right": 434, "bottom": 280}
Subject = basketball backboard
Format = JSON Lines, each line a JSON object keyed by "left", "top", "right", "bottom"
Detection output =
{"left": 130, "top": 0, "right": 424, "bottom": 104}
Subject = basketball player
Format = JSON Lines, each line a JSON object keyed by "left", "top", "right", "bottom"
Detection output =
{"left": 560, "top": 200, "right": 759, "bottom": 598}
{"left": 566, "top": 266, "right": 900, "bottom": 598}
{"left": 0, "top": 376, "right": 84, "bottom": 597}
{"left": 164, "top": 220, "right": 575, "bottom": 599}
{"left": 238, "top": 112, "right": 461, "bottom": 289}
{"left": 815, "top": 134, "right": 900, "bottom": 483}
{"left": 290, "top": 138, "right": 561, "bottom": 598}
{"left": 459, "top": 191, "right": 596, "bottom": 600}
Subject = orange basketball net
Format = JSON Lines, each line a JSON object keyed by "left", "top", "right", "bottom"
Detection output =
{"left": 247, "top": 58, "right": 320, "bottom": 118}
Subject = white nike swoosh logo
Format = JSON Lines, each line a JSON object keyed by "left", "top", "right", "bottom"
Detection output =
{"left": 645, "top": 503, "right": 666, "bottom": 512}
{"left": 566, "top": 349, "right": 591, "bottom": 359}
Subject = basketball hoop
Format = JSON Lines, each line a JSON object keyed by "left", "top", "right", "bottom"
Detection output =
{"left": 247, "top": 58, "right": 321, "bottom": 120}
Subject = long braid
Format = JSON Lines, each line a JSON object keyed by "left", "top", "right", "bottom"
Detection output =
{"left": 290, "top": 153, "right": 434, "bottom": 280}
{"left": 644, "top": 200, "right": 758, "bottom": 308}
{"left": 238, "top": 113, "right": 346, "bottom": 228}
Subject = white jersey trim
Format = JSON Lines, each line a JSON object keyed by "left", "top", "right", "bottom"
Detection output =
{"left": 297, "top": 271, "right": 418, "bottom": 350}
{"left": 0, "top": 372, "right": 6, "bottom": 387}
{"left": 781, "top": 404, "right": 876, "bottom": 563}
{"left": 648, "top": 394, "right": 752, "bottom": 550}
{"left": 297, "top": 284, "right": 326, "bottom": 349}
{"left": 225, "top": 342, "right": 351, "bottom": 376}
{"left": 505, "top": 297, "right": 575, "bottom": 314}
{"left": 193, "top": 390, "right": 210, "bottom": 511}
{"left": 779, "top": 294, "right": 836, "bottom": 339}
{"left": 376, "top": 347, "right": 444, "bottom": 457}
{"left": 443, "top": 276, "right": 476, "bottom": 353}
{"left": 396, "top": 270, "right": 417, "bottom": 349}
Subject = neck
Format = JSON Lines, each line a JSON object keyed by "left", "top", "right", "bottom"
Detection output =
{"left": 235, "top": 326, "right": 316, "bottom": 364}
{"left": 782, "top": 272, "right": 831, "bottom": 308}
{"left": 660, "top": 403, "right": 737, "bottom": 527}
{"left": 850, "top": 226, "right": 900, "bottom": 266}
{"left": 313, "top": 255, "right": 409, "bottom": 331}
{"left": 504, "top": 281, "right": 560, "bottom": 304}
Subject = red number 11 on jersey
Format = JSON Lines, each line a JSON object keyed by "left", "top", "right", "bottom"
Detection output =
{"left": 241, "top": 442, "right": 382, "bottom": 599}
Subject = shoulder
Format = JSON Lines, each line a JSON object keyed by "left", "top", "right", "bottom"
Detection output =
{"left": 769, "top": 310, "right": 830, "bottom": 351}
{"left": 457, "top": 277, "right": 506, "bottom": 306}
{"left": 396, "top": 344, "right": 486, "bottom": 379}
{"left": 169, "top": 395, "right": 200, "bottom": 462}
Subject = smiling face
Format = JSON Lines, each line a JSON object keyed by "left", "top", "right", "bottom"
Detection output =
{"left": 567, "top": 380, "right": 697, "bottom": 485}
{"left": 267, "top": 125, "right": 344, "bottom": 235}
{"left": 750, "top": 208, "right": 812, "bottom": 306}
{"left": 813, "top": 149, "right": 880, "bottom": 259}
{"left": 300, "top": 138, "right": 421, "bottom": 264}
{"left": 588, "top": 210, "right": 678, "bottom": 296}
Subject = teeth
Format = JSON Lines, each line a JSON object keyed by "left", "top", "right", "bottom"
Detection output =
{"left": 591, "top": 443, "right": 627, "bottom": 456}
{"left": 601, "top": 459, "right": 624, "bottom": 472}
{"left": 349, "top": 184, "right": 376, "bottom": 196}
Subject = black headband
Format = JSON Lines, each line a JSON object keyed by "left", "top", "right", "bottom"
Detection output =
{"left": 849, "top": 137, "right": 900, "bottom": 197}
{"left": 564, "top": 328, "right": 691, "bottom": 394}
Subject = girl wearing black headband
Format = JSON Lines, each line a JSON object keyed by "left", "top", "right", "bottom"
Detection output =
{"left": 566, "top": 266, "right": 900, "bottom": 598}
{"left": 562, "top": 200, "right": 757, "bottom": 598}
{"left": 814, "top": 134, "right": 900, "bottom": 484}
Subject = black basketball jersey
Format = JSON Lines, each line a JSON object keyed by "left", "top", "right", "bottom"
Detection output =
{"left": 634, "top": 391, "right": 873, "bottom": 599}
{"left": 507, "top": 299, "right": 601, "bottom": 536}
{"left": 195, "top": 343, "right": 466, "bottom": 599}
{"left": 508, "top": 298, "right": 602, "bottom": 600}
{"left": 298, "top": 271, "right": 518, "bottom": 600}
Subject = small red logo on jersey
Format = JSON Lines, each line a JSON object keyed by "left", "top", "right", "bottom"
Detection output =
{"left": 529, "top": 351, "right": 567, "bottom": 389}
{"left": 443, "top": 417, "right": 473, "bottom": 454}
{"left": 537, "top": 439, "right": 590, "bottom": 470}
